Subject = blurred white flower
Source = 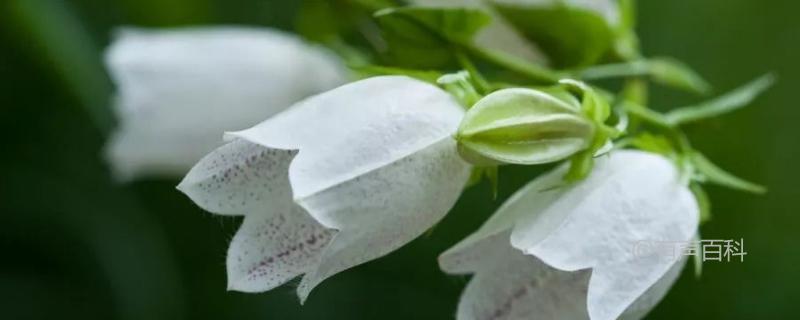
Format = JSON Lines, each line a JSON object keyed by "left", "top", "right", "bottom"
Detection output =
{"left": 440, "top": 150, "right": 698, "bottom": 320}
{"left": 105, "top": 26, "right": 348, "bottom": 180}
{"left": 177, "top": 76, "right": 472, "bottom": 301}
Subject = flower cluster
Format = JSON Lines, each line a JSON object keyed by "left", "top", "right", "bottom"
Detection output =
{"left": 104, "top": 0, "right": 771, "bottom": 319}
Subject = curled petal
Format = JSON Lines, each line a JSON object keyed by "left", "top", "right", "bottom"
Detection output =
{"left": 177, "top": 140, "right": 296, "bottom": 216}
{"left": 105, "top": 27, "right": 347, "bottom": 179}
{"left": 447, "top": 231, "right": 687, "bottom": 320}
{"left": 226, "top": 193, "right": 334, "bottom": 292}
{"left": 179, "top": 140, "right": 333, "bottom": 291}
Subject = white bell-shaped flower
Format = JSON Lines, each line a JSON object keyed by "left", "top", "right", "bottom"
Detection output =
{"left": 105, "top": 27, "right": 348, "bottom": 180}
{"left": 177, "top": 76, "right": 472, "bottom": 301}
{"left": 440, "top": 150, "right": 698, "bottom": 320}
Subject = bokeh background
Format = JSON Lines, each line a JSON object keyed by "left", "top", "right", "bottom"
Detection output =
{"left": 1, "top": 0, "right": 798, "bottom": 319}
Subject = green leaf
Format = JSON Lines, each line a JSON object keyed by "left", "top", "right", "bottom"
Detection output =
{"left": 647, "top": 57, "right": 711, "bottom": 95}
{"left": 374, "top": 6, "right": 491, "bottom": 68}
{"left": 491, "top": 1, "right": 614, "bottom": 68}
{"left": 294, "top": 0, "right": 344, "bottom": 42}
{"left": 690, "top": 152, "right": 766, "bottom": 194}
{"left": 666, "top": 74, "right": 776, "bottom": 125}
{"left": 295, "top": 0, "right": 397, "bottom": 42}
{"left": 579, "top": 58, "right": 709, "bottom": 94}
{"left": 690, "top": 182, "right": 712, "bottom": 224}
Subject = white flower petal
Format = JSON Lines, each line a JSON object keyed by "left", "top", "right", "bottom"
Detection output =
{"left": 225, "top": 191, "right": 334, "bottom": 292}
{"left": 442, "top": 150, "right": 698, "bottom": 320}
{"left": 619, "top": 257, "right": 687, "bottom": 320}
{"left": 296, "top": 137, "right": 470, "bottom": 301}
{"left": 512, "top": 151, "right": 697, "bottom": 320}
{"left": 177, "top": 140, "right": 295, "bottom": 216}
{"left": 451, "top": 231, "right": 591, "bottom": 320}
{"left": 178, "top": 139, "right": 336, "bottom": 291}
{"left": 105, "top": 26, "right": 347, "bottom": 180}
{"left": 438, "top": 165, "right": 566, "bottom": 274}
{"left": 181, "top": 76, "right": 471, "bottom": 299}
{"left": 227, "top": 76, "right": 466, "bottom": 206}
{"left": 448, "top": 231, "right": 688, "bottom": 320}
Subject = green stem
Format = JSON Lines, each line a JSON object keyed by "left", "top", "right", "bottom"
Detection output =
{"left": 462, "top": 43, "right": 563, "bottom": 84}
{"left": 454, "top": 50, "right": 490, "bottom": 94}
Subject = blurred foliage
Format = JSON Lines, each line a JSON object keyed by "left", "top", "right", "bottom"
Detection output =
{"left": 0, "top": 0, "right": 798, "bottom": 319}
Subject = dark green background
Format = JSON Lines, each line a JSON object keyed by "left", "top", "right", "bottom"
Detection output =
{"left": 1, "top": 0, "right": 797, "bottom": 319}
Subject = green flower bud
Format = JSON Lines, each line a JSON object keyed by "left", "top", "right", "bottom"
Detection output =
{"left": 455, "top": 88, "right": 595, "bottom": 166}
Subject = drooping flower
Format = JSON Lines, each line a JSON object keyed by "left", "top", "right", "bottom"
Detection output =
{"left": 177, "top": 76, "right": 472, "bottom": 301}
{"left": 104, "top": 27, "right": 348, "bottom": 180}
{"left": 440, "top": 150, "right": 699, "bottom": 320}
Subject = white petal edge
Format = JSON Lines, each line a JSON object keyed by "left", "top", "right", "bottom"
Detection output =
{"left": 447, "top": 230, "right": 688, "bottom": 320}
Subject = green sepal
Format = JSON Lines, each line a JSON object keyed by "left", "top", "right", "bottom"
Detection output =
{"left": 647, "top": 57, "right": 711, "bottom": 95}
{"left": 564, "top": 149, "right": 594, "bottom": 182}
{"left": 580, "top": 58, "right": 709, "bottom": 95}
{"left": 666, "top": 74, "right": 776, "bottom": 125}
{"left": 437, "top": 71, "right": 482, "bottom": 108}
{"left": 558, "top": 79, "right": 616, "bottom": 181}
{"left": 693, "top": 233, "right": 704, "bottom": 278}
{"left": 613, "top": 0, "right": 640, "bottom": 60}
{"left": 690, "top": 152, "right": 766, "bottom": 194}
{"left": 690, "top": 182, "right": 712, "bottom": 224}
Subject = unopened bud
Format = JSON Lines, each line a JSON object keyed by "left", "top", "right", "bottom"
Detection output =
{"left": 455, "top": 88, "right": 595, "bottom": 165}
